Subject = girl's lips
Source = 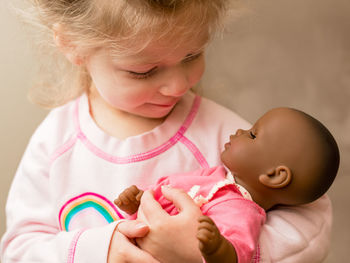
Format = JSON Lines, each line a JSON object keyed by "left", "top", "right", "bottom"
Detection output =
{"left": 149, "top": 100, "right": 179, "bottom": 108}
{"left": 155, "top": 104, "right": 174, "bottom": 107}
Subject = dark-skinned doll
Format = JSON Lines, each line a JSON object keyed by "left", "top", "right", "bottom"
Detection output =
{"left": 115, "top": 107, "right": 340, "bottom": 263}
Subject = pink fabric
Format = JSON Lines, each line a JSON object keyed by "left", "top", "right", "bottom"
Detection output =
{"left": 146, "top": 166, "right": 266, "bottom": 263}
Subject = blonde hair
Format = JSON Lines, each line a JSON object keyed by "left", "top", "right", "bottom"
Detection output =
{"left": 19, "top": 0, "right": 234, "bottom": 108}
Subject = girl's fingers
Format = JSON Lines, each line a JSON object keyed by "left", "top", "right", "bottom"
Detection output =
{"left": 109, "top": 231, "right": 160, "bottom": 263}
{"left": 117, "top": 220, "right": 149, "bottom": 238}
{"left": 127, "top": 249, "right": 160, "bottom": 263}
{"left": 160, "top": 186, "right": 199, "bottom": 213}
{"left": 139, "top": 190, "right": 168, "bottom": 222}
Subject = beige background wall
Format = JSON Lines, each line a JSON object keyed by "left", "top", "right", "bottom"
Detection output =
{"left": 1, "top": 0, "right": 349, "bottom": 262}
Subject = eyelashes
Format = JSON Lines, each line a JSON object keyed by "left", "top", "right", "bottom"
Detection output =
{"left": 127, "top": 52, "right": 203, "bottom": 80}
{"left": 181, "top": 52, "right": 203, "bottom": 63}
{"left": 250, "top": 131, "right": 256, "bottom": 139}
{"left": 128, "top": 67, "right": 158, "bottom": 79}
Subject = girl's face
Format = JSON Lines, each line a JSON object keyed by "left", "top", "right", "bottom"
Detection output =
{"left": 85, "top": 37, "right": 206, "bottom": 118}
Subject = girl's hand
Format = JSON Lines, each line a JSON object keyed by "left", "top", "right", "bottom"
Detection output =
{"left": 108, "top": 220, "right": 160, "bottom": 263}
{"left": 136, "top": 186, "right": 203, "bottom": 263}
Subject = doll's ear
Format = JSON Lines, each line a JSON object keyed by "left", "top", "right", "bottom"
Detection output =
{"left": 259, "top": 166, "right": 292, "bottom": 189}
{"left": 53, "top": 23, "right": 83, "bottom": 66}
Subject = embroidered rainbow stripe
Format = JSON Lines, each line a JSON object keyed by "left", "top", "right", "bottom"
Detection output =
{"left": 59, "top": 192, "right": 123, "bottom": 231}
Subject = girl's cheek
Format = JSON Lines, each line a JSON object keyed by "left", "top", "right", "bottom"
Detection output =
{"left": 190, "top": 59, "right": 205, "bottom": 86}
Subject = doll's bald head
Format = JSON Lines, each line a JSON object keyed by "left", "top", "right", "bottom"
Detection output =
{"left": 222, "top": 107, "right": 340, "bottom": 210}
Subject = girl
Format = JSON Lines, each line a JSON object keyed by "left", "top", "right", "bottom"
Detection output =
{"left": 1, "top": 1, "right": 332, "bottom": 262}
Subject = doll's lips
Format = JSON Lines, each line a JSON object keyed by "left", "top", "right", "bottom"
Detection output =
{"left": 224, "top": 135, "right": 235, "bottom": 149}
{"left": 224, "top": 137, "right": 233, "bottom": 149}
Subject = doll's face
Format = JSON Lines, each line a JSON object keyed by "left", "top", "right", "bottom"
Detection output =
{"left": 221, "top": 108, "right": 306, "bottom": 189}
{"left": 222, "top": 107, "right": 339, "bottom": 207}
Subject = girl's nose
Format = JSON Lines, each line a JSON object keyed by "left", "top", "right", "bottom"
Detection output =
{"left": 159, "top": 67, "right": 190, "bottom": 97}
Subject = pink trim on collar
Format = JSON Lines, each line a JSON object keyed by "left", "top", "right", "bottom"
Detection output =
{"left": 73, "top": 96, "right": 202, "bottom": 164}
{"left": 179, "top": 136, "right": 209, "bottom": 169}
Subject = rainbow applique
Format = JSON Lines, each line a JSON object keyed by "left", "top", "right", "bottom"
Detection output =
{"left": 59, "top": 192, "right": 124, "bottom": 231}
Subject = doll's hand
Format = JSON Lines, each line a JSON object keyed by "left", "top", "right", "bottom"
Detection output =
{"left": 136, "top": 186, "right": 203, "bottom": 263}
{"left": 114, "top": 185, "right": 144, "bottom": 215}
{"left": 107, "top": 220, "right": 159, "bottom": 263}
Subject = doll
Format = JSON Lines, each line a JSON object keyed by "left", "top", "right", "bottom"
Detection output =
{"left": 115, "top": 107, "right": 339, "bottom": 263}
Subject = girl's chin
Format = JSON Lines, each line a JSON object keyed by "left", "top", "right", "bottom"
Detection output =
{"left": 135, "top": 109, "right": 173, "bottom": 119}
{"left": 140, "top": 104, "right": 176, "bottom": 118}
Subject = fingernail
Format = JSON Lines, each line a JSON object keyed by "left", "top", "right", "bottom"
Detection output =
{"left": 136, "top": 223, "right": 148, "bottom": 229}
{"left": 161, "top": 184, "right": 172, "bottom": 190}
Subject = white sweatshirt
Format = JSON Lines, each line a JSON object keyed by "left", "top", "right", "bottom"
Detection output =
{"left": 1, "top": 92, "right": 331, "bottom": 263}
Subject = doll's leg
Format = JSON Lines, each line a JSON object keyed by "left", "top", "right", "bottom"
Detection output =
{"left": 197, "top": 215, "right": 238, "bottom": 263}
{"left": 114, "top": 185, "right": 144, "bottom": 215}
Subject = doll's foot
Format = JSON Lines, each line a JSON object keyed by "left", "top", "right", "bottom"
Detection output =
{"left": 197, "top": 215, "right": 223, "bottom": 255}
{"left": 114, "top": 185, "right": 144, "bottom": 215}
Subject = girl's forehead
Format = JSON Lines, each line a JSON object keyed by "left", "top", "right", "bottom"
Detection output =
{"left": 109, "top": 30, "right": 209, "bottom": 65}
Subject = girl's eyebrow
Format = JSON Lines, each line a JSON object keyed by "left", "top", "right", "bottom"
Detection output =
{"left": 113, "top": 48, "right": 205, "bottom": 69}
{"left": 135, "top": 50, "right": 204, "bottom": 65}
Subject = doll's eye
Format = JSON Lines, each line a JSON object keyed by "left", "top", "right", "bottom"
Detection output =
{"left": 250, "top": 131, "right": 256, "bottom": 139}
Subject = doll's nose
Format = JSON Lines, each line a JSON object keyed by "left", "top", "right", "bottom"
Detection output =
{"left": 235, "top": 129, "right": 244, "bottom": 136}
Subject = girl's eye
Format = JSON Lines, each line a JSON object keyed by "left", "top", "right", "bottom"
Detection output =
{"left": 126, "top": 52, "right": 202, "bottom": 79}
{"left": 250, "top": 131, "right": 256, "bottom": 139}
{"left": 182, "top": 52, "right": 203, "bottom": 63}
{"left": 128, "top": 67, "right": 158, "bottom": 79}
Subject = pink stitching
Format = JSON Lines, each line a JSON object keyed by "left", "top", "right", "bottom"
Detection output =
{"left": 179, "top": 136, "right": 209, "bottom": 168}
{"left": 74, "top": 97, "right": 81, "bottom": 133}
{"left": 50, "top": 136, "right": 78, "bottom": 163}
{"left": 77, "top": 132, "right": 182, "bottom": 164}
{"left": 73, "top": 96, "right": 202, "bottom": 164}
{"left": 67, "top": 229, "right": 85, "bottom": 263}
{"left": 252, "top": 244, "right": 260, "bottom": 263}
{"left": 49, "top": 97, "right": 82, "bottom": 163}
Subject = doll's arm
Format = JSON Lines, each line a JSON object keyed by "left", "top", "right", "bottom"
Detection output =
{"left": 197, "top": 215, "right": 237, "bottom": 263}
{"left": 114, "top": 185, "right": 144, "bottom": 215}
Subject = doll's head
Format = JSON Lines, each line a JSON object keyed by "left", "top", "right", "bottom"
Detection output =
{"left": 24, "top": 0, "right": 230, "bottom": 107}
{"left": 221, "top": 107, "right": 340, "bottom": 210}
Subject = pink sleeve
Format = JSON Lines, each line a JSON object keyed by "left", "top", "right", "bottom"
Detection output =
{"left": 202, "top": 191, "right": 265, "bottom": 263}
